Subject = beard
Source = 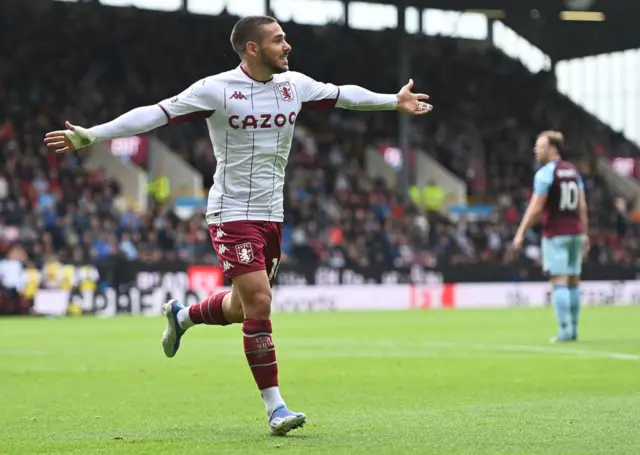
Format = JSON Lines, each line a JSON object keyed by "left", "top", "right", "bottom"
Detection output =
{"left": 260, "top": 52, "right": 289, "bottom": 74}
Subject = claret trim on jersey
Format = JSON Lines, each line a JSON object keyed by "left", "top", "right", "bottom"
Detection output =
{"left": 157, "top": 103, "right": 215, "bottom": 125}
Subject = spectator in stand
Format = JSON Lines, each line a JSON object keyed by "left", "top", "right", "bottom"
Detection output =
{"left": 0, "top": 1, "right": 638, "bottom": 277}
{"left": 615, "top": 198, "right": 628, "bottom": 239}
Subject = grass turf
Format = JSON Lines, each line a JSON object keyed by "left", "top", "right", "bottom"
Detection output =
{"left": 1, "top": 306, "right": 639, "bottom": 454}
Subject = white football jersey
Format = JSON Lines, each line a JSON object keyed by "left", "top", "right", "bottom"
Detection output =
{"left": 158, "top": 66, "right": 339, "bottom": 224}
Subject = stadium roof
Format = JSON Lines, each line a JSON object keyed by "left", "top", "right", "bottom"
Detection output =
{"left": 349, "top": 0, "right": 640, "bottom": 61}
{"left": 39, "top": 0, "right": 639, "bottom": 61}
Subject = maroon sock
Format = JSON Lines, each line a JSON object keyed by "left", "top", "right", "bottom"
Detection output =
{"left": 243, "top": 319, "right": 279, "bottom": 390}
{"left": 188, "top": 291, "right": 232, "bottom": 325}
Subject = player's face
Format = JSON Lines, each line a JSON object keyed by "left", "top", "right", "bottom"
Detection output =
{"left": 257, "top": 22, "right": 291, "bottom": 74}
{"left": 534, "top": 136, "right": 550, "bottom": 164}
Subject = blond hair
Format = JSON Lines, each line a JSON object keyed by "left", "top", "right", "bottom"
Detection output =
{"left": 538, "top": 130, "right": 564, "bottom": 152}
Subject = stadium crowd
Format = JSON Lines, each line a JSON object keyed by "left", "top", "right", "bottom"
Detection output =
{"left": 1, "top": 0, "right": 639, "bottom": 293}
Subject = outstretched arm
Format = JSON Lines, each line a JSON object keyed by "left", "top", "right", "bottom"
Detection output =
{"left": 335, "top": 85, "right": 397, "bottom": 110}
{"left": 44, "top": 106, "right": 168, "bottom": 153}
{"left": 88, "top": 106, "right": 168, "bottom": 141}
{"left": 338, "top": 79, "right": 432, "bottom": 114}
{"left": 292, "top": 72, "right": 432, "bottom": 115}
{"left": 44, "top": 78, "right": 219, "bottom": 153}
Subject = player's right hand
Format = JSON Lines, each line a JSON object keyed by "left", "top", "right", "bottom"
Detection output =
{"left": 44, "top": 121, "right": 96, "bottom": 153}
{"left": 582, "top": 235, "right": 591, "bottom": 258}
{"left": 512, "top": 232, "right": 524, "bottom": 250}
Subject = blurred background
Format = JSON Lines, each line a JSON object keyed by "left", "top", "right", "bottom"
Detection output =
{"left": 1, "top": 0, "right": 640, "bottom": 315}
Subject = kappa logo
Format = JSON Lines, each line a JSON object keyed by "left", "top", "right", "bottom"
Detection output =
{"left": 229, "top": 91, "right": 248, "bottom": 100}
{"left": 276, "top": 82, "right": 294, "bottom": 101}
{"left": 235, "top": 242, "right": 254, "bottom": 264}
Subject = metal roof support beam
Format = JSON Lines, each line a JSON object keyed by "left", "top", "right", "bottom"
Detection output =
{"left": 397, "top": 1, "right": 411, "bottom": 200}
{"left": 343, "top": 0, "right": 349, "bottom": 27}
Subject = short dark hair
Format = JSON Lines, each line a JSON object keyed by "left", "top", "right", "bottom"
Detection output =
{"left": 230, "top": 15, "right": 278, "bottom": 56}
{"left": 538, "top": 130, "right": 564, "bottom": 152}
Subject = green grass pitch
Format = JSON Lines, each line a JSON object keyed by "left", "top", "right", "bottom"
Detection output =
{"left": 1, "top": 306, "right": 640, "bottom": 455}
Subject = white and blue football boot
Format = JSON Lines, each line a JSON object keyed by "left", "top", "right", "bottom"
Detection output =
{"left": 162, "top": 299, "right": 186, "bottom": 358}
{"left": 550, "top": 333, "right": 575, "bottom": 344}
{"left": 268, "top": 405, "right": 306, "bottom": 436}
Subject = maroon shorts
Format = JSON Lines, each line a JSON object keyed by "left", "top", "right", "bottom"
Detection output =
{"left": 208, "top": 221, "right": 283, "bottom": 286}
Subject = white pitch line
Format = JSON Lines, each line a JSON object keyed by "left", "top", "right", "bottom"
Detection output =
{"left": 423, "top": 342, "right": 640, "bottom": 361}
{"left": 208, "top": 338, "right": 640, "bottom": 361}
{"left": 501, "top": 344, "right": 640, "bottom": 361}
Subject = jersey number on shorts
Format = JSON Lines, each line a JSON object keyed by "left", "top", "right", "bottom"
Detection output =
{"left": 268, "top": 258, "right": 280, "bottom": 281}
{"left": 559, "top": 181, "right": 579, "bottom": 211}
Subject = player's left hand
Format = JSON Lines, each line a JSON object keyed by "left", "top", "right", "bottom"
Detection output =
{"left": 512, "top": 233, "right": 524, "bottom": 250}
{"left": 396, "top": 79, "right": 433, "bottom": 115}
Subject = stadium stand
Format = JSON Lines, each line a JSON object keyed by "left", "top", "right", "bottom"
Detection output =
{"left": 1, "top": 0, "right": 639, "bottom": 307}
